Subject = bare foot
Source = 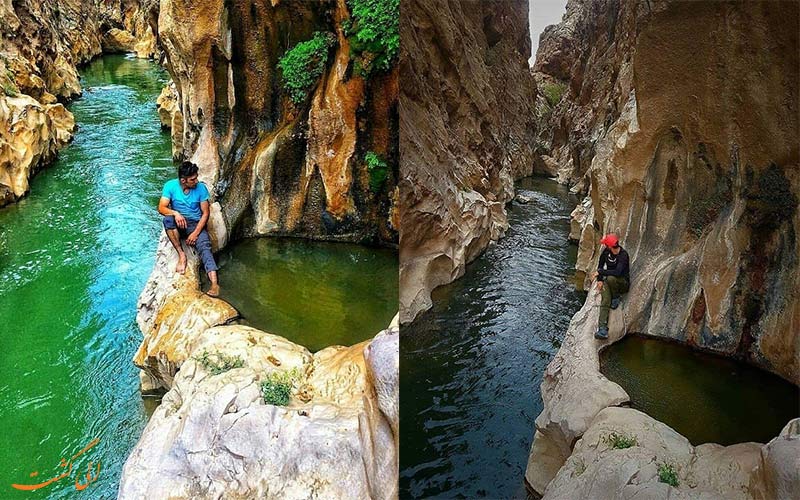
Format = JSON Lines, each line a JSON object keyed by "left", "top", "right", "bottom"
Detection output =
{"left": 176, "top": 254, "right": 187, "bottom": 274}
{"left": 206, "top": 283, "right": 220, "bottom": 297}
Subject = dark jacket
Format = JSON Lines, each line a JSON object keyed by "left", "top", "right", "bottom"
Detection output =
{"left": 597, "top": 247, "right": 630, "bottom": 282}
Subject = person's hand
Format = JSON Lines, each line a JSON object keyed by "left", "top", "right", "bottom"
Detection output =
{"left": 186, "top": 231, "right": 198, "bottom": 246}
{"left": 591, "top": 271, "right": 599, "bottom": 280}
{"left": 596, "top": 280, "right": 603, "bottom": 291}
{"left": 174, "top": 212, "right": 187, "bottom": 229}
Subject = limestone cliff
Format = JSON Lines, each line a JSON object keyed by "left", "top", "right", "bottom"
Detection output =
{"left": 534, "top": 0, "right": 800, "bottom": 383}
{"left": 399, "top": 0, "right": 537, "bottom": 323}
{"left": 157, "top": 0, "right": 399, "bottom": 246}
{"left": 0, "top": 0, "right": 158, "bottom": 207}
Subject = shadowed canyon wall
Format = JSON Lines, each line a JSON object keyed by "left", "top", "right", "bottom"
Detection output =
{"left": 158, "top": 0, "right": 399, "bottom": 247}
{"left": 533, "top": 0, "right": 799, "bottom": 383}
{"left": 0, "top": 0, "right": 157, "bottom": 206}
{"left": 399, "top": 0, "right": 537, "bottom": 323}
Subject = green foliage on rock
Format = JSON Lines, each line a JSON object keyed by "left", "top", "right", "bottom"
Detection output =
{"left": 260, "top": 368, "right": 300, "bottom": 406}
{"left": 658, "top": 462, "right": 679, "bottom": 487}
{"left": 603, "top": 431, "right": 638, "bottom": 449}
{"left": 195, "top": 350, "right": 245, "bottom": 375}
{"left": 345, "top": 0, "right": 400, "bottom": 75}
{"left": 278, "top": 31, "right": 336, "bottom": 104}
{"left": 542, "top": 81, "right": 567, "bottom": 107}
{"left": 365, "top": 151, "right": 389, "bottom": 193}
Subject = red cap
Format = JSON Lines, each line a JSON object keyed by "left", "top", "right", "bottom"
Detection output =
{"left": 600, "top": 233, "right": 619, "bottom": 247}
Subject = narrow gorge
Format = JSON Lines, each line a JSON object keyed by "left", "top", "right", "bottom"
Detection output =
{"left": 1, "top": 0, "right": 399, "bottom": 498}
{"left": 400, "top": 0, "right": 799, "bottom": 499}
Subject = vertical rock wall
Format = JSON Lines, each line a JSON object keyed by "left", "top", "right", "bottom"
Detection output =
{"left": 158, "top": 0, "right": 399, "bottom": 247}
{"left": 534, "top": 0, "right": 800, "bottom": 383}
{"left": 399, "top": 0, "right": 537, "bottom": 323}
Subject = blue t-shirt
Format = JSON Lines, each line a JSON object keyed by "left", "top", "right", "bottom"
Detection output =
{"left": 161, "top": 179, "right": 209, "bottom": 221}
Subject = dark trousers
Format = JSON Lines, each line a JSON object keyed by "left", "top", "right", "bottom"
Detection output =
{"left": 163, "top": 215, "right": 218, "bottom": 272}
{"left": 599, "top": 276, "right": 629, "bottom": 328}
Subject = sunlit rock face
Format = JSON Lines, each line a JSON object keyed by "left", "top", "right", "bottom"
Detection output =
{"left": 125, "top": 270, "right": 399, "bottom": 499}
{"left": 534, "top": 0, "right": 799, "bottom": 383}
{"left": 398, "top": 0, "right": 538, "bottom": 323}
{"left": 158, "top": 0, "right": 398, "bottom": 246}
{"left": 0, "top": 0, "right": 159, "bottom": 206}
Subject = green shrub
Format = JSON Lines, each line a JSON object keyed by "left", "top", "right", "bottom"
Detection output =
{"left": 542, "top": 81, "right": 566, "bottom": 107}
{"left": 658, "top": 463, "right": 679, "bottom": 487}
{"left": 195, "top": 350, "right": 245, "bottom": 375}
{"left": 603, "top": 431, "right": 638, "bottom": 449}
{"left": 260, "top": 368, "right": 300, "bottom": 406}
{"left": 365, "top": 151, "right": 389, "bottom": 193}
{"left": 278, "top": 31, "right": 336, "bottom": 104}
{"left": 346, "top": 0, "right": 400, "bottom": 75}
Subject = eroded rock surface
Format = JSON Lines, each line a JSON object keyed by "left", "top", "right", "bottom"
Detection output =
{"left": 157, "top": 0, "right": 398, "bottom": 245}
{"left": 122, "top": 320, "right": 399, "bottom": 499}
{"left": 534, "top": 0, "right": 800, "bottom": 383}
{"left": 0, "top": 0, "right": 159, "bottom": 206}
{"left": 399, "top": 0, "right": 538, "bottom": 323}
{"left": 525, "top": 287, "right": 800, "bottom": 498}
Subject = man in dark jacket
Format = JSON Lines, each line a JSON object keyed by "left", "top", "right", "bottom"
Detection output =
{"left": 591, "top": 233, "right": 630, "bottom": 339}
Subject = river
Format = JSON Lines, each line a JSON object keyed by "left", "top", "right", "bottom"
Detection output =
{"left": 400, "top": 177, "right": 584, "bottom": 498}
{"left": 0, "top": 54, "right": 171, "bottom": 498}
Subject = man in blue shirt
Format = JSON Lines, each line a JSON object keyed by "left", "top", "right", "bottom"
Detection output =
{"left": 158, "top": 161, "right": 220, "bottom": 296}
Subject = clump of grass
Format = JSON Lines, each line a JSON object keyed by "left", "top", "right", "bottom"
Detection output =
{"left": 542, "top": 81, "right": 566, "bottom": 107}
{"left": 260, "top": 368, "right": 300, "bottom": 406}
{"left": 278, "top": 31, "right": 336, "bottom": 104}
{"left": 658, "top": 462, "right": 679, "bottom": 487}
{"left": 195, "top": 350, "right": 245, "bottom": 375}
{"left": 365, "top": 151, "right": 389, "bottom": 193}
{"left": 603, "top": 431, "right": 638, "bottom": 449}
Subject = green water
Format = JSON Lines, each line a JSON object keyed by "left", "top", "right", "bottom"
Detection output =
{"left": 207, "top": 237, "right": 398, "bottom": 352}
{"left": 601, "top": 336, "right": 800, "bottom": 445}
{"left": 0, "top": 55, "right": 172, "bottom": 498}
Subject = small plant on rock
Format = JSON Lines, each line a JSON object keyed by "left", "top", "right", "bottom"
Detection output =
{"left": 260, "top": 368, "right": 300, "bottom": 406}
{"left": 278, "top": 31, "right": 336, "bottom": 104}
{"left": 603, "top": 431, "right": 638, "bottom": 449}
{"left": 542, "top": 81, "right": 567, "bottom": 107}
{"left": 345, "top": 0, "right": 400, "bottom": 76}
{"left": 658, "top": 462, "right": 679, "bottom": 487}
{"left": 365, "top": 151, "right": 389, "bottom": 193}
{"left": 195, "top": 350, "right": 245, "bottom": 375}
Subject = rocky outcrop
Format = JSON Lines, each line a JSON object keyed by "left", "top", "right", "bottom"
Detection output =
{"left": 125, "top": 225, "right": 398, "bottom": 498}
{"left": 398, "top": 0, "right": 537, "bottom": 323}
{"left": 525, "top": 287, "right": 800, "bottom": 498}
{"left": 156, "top": 0, "right": 398, "bottom": 245}
{"left": 121, "top": 323, "right": 399, "bottom": 500}
{"left": 156, "top": 81, "right": 183, "bottom": 159}
{"left": 0, "top": 93, "right": 75, "bottom": 205}
{"left": 534, "top": 0, "right": 800, "bottom": 383}
{"left": 0, "top": 0, "right": 160, "bottom": 206}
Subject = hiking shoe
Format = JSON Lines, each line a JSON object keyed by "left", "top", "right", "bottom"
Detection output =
{"left": 595, "top": 326, "right": 609, "bottom": 340}
{"left": 611, "top": 297, "right": 620, "bottom": 310}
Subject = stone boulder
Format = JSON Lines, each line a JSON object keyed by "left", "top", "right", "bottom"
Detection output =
{"left": 120, "top": 323, "right": 399, "bottom": 499}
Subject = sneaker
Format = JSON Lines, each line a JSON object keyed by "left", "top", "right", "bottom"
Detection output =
{"left": 611, "top": 297, "right": 620, "bottom": 310}
{"left": 595, "top": 326, "right": 609, "bottom": 339}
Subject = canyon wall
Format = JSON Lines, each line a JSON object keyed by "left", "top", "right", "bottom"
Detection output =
{"left": 534, "top": 0, "right": 800, "bottom": 383}
{"left": 399, "top": 0, "right": 537, "bottom": 323}
{"left": 0, "top": 0, "right": 157, "bottom": 207}
{"left": 158, "top": 0, "right": 399, "bottom": 247}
